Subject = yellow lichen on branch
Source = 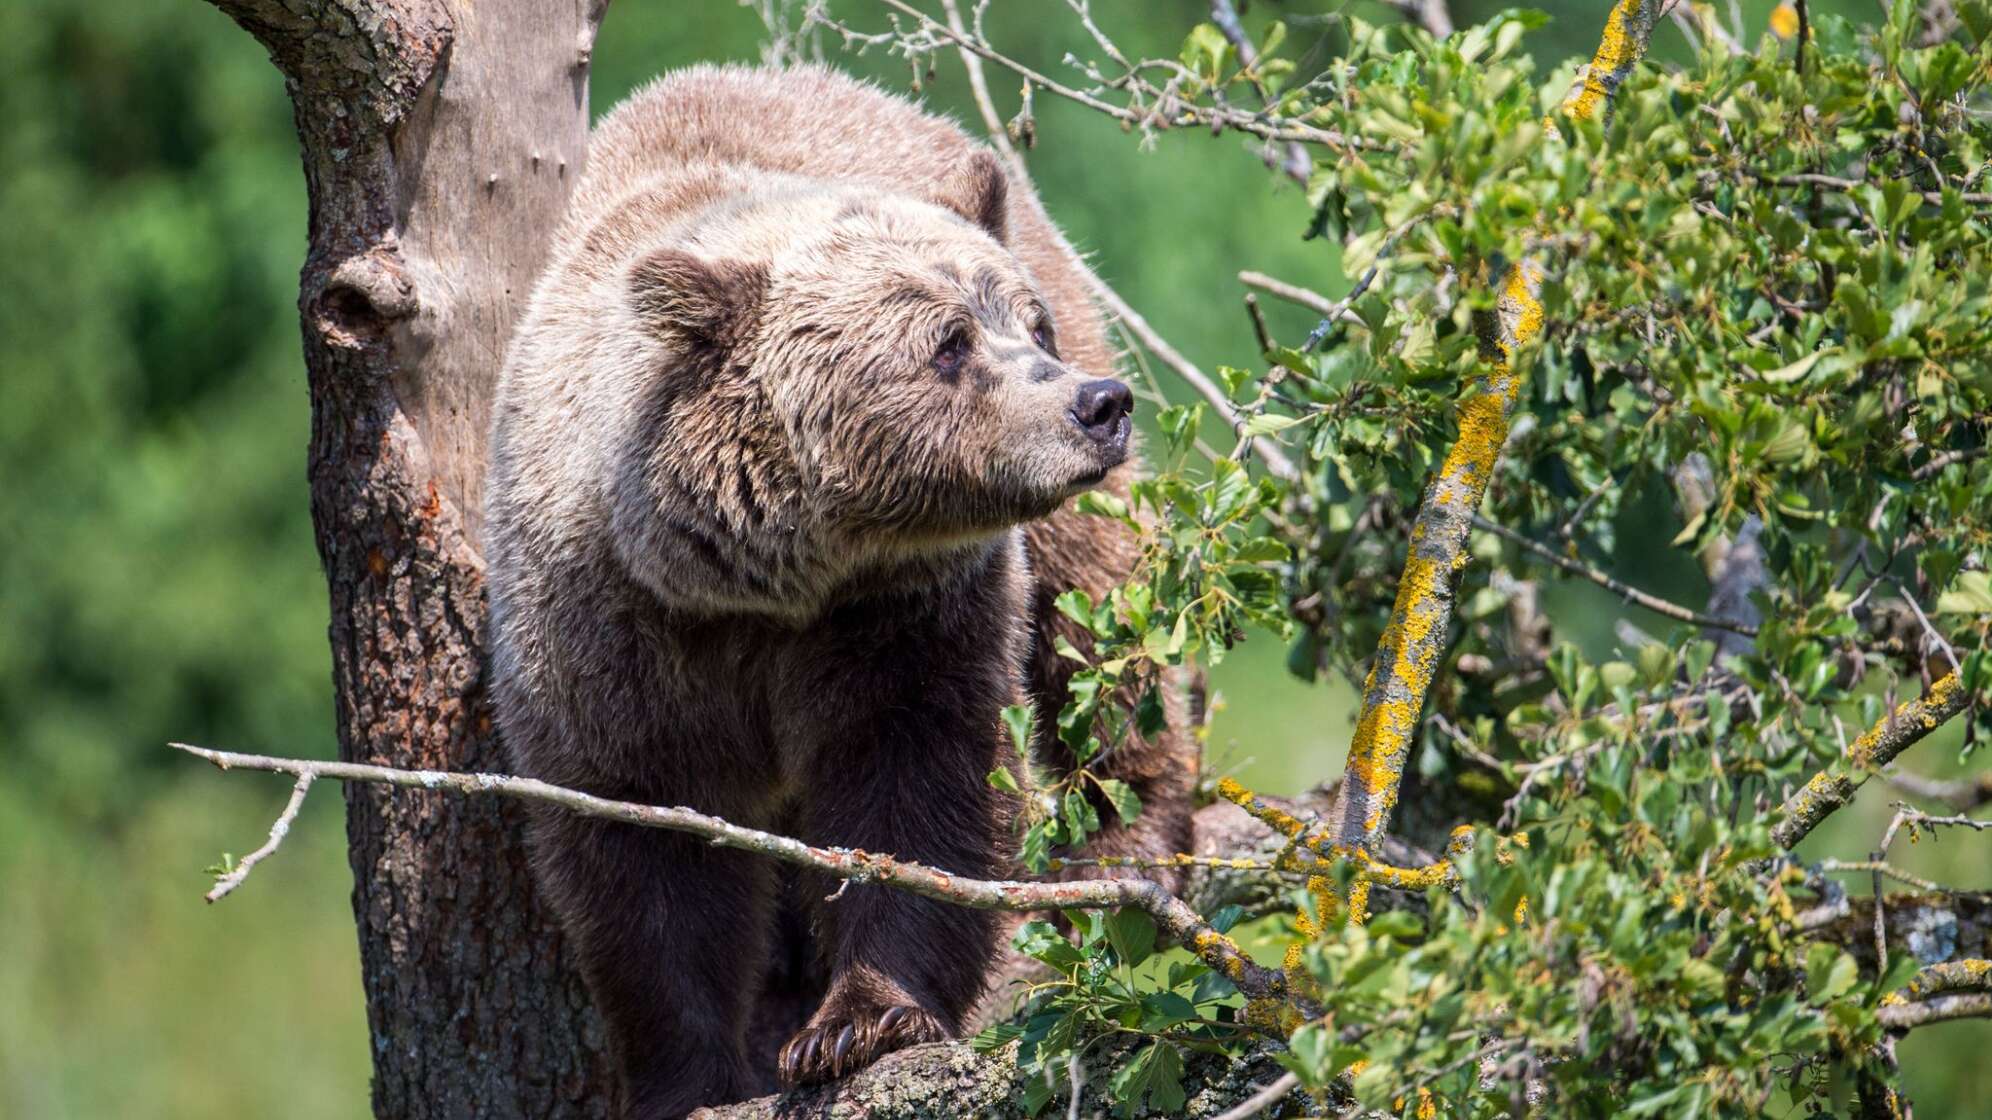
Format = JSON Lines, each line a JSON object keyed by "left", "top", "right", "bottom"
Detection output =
{"left": 1323, "top": 3, "right": 1661, "bottom": 859}
{"left": 1218, "top": 776, "right": 1497, "bottom": 932}
{"left": 1772, "top": 671, "right": 1969, "bottom": 849}
{"left": 1564, "top": 0, "right": 1668, "bottom": 124}
{"left": 1328, "top": 265, "right": 1540, "bottom": 852}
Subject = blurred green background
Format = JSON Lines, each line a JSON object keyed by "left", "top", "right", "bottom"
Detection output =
{"left": 2, "top": 1, "right": 1982, "bottom": 1115}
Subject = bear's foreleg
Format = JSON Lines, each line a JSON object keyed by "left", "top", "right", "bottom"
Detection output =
{"left": 775, "top": 685, "right": 1006, "bottom": 1085}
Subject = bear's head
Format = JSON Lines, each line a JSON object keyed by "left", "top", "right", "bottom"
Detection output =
{"left": 615, "top": 151, "right": 1131, "bottom": 592}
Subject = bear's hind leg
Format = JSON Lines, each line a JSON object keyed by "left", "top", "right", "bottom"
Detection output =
{"left": 529, "top": 811, "right": 776, "bottom": 1119}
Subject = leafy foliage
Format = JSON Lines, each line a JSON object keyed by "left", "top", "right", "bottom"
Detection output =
{"left": 949, "top": 3, "right": 1992, "bottom": 1116}
{"left": 976, "top": 905, "right": 1250, "bottom": 1116}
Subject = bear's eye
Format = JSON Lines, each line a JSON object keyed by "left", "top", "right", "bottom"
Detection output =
{"left": 1031, "top": 322, "right": 1056, "bottom": 358}
{"left": 933, "top": 328, "right": 971, "bottom": 376}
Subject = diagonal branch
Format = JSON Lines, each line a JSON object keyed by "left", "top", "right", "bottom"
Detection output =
{"left": 1471, "top": 514, "right": 1759, "bottom": 634}
{"left": 1325, "top": 0, "right": 1665, "bottom": 855}
{"left": 1886, "top": 769, "right": 1992, "bottom": 812}
{"left": 1236, "top": 271, "right": 1366, "bottom": 328}
{"left": 1381, "top": 0, "right": 1454, "bottom": 38}
{"left": 1878, "top": 959, "right": 1992, "bottom": 1030}
{"left": 171, "top": 742, "right": 1286, "bottom": 1003}
{"left": 205, "top": 774, "right": 314, "bottom": 903}
{"left": 1771, "top": 672, "right": 1969, "bottom": 849}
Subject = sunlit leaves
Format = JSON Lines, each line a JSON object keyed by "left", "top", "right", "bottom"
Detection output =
{"left": 1000, "top": 5, "right": 1988, "bottom": 1116}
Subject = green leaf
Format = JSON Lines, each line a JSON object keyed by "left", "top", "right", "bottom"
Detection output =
{"left": 1020, "top": 1068, "right": 1057, "bottom": 1117}
{"left": 1014, "top": 920, "right": 1086, "bottom": 971}
{"left": 1001, "top": 704, "right": 1035, "bottom": 754}
{"left": 1243, "top": 413, "right": 1300, "bottom": 436}
{"left": 1063, "top": 788, "right": 1100, "bottom": 839}
{"left": 1074, "top": 489, "right": 1130, "bottom": 520}
{"left": 986, "top": 766, "right": 1021, "bottom": 794}
{"left": 1283, "top": 1022, "right": 1334, "bottom": 1082}
{"left": 971, "top": 1021, "right": 1023, "bottom": 1053}
{"left": 1098, "top": 777, "right": 1144, "bottom": 824}
{"left": 1019, "top": 819, "right": 1052, "bottom": 872}
{"left": 1108, "top": 1042, "right": 1185, "bottom": 1117}
{"left": 1178, "top": 23, "right": 1232, "bottom": 84}
{"left": 1760, "top": 346, "right": 1837, "bottom": 384}
{"left": 1208, "top": 904, "right": 1245, "bottom": 934}
{"left": 1216, "top": 364, "right": 1255, "bottom": 400}
{"left": 1105, "top": 907, "right": 1157, "bottom": 969}
{"left": 1139, "top": 991, "right": 1198, "bottom": 1030}
{"left": 1806, "top": 943, "right": 1859, "bottom": 1004}
{"left": 1053, "top": 589, "right": 1097, "bottom": 631}
{"left": 1937, "top": 571, "right": 1992, "bottom": 615}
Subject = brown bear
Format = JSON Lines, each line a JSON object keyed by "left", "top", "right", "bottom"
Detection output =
{"left": 486, "top": 63, "right": 1197, "bottom": 1119}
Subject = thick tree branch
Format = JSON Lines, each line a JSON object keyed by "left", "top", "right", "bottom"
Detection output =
{"left": 688, "top": 1037, "right": 1305, "bottom": 1120}
{"left": 1809, "top": 891, "right": 1992, "bottom": 972}
{"left": 1878, "top": 960, "right": 1992, "bottom": 1030}
{"left": 1325, "top": 265, "right": 1541, "bottom": 851}
{"left": 172, "top": 743, "right": 1286, "bottom": 1003}
{"left": 199, "top": 1, "right": 620, "bottom": 1113}
{"left": 1327, "top": 0, "right": 1663, "bottom": 853}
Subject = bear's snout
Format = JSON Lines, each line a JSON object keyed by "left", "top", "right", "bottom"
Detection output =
{"left": 1070, "top": 378, "right": 1133, "bottom": 460}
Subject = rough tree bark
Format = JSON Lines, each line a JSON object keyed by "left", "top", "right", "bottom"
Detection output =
{"left": 207, "top": 1, "right": 615, "bottom": 1115}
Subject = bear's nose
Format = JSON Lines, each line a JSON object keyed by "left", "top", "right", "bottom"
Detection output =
{"left": 1070, "top": 378, "right": 1133, "bottom": 442}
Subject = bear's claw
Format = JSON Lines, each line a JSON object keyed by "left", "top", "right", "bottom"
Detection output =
{"left": 778, "top": 1003, "right": 944, "bottom": 1087}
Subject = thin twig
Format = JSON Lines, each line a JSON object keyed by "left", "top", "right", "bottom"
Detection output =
{"left": 939, "top": 0, "right": 1021, "bottom": 164}
{"left": 1911, "top": 447, "right": 1985, "bottom": 480}
{"left": 1380, "top": 0, "right": 1454, "bottom": 37}
{"left": 866, "top": 0, "right": 1376, "bottom": 152}
{"left": 1473, "top": 515, "right": 1759, "bottom": 635}
{"left": 205, "top": 773, "right": 314, "bottom": 903}
{"left": 1884, "top": 769, "right": 1992, "bottom": 812}
{"left": 1096, "top": 276, "right": 1297, "bottom": 479}
{"left": 1244, "top": 293, "right": 1274, "bottom": 353}
{"left": 1237, "top": 271, "right": 1365, "bottom": 326}
{"left": 1893, "top": 579, "right": 1962, "bottom": 678}
{"left": 1760, "top": 170, "right": 1992, "bottom": 206}
{"left": 1207, "top": 0, "right": 1311, "bottom": 186}
{"left": 1816, "top": 858, "right": 1943, "bottom": 894}
{"left": 170, "top": 742, "right": 1288, "bottom": 1001}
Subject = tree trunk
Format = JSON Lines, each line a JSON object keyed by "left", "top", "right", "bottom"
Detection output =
{"left": 207, "top": 2, "right": 614, "bottom": 1115}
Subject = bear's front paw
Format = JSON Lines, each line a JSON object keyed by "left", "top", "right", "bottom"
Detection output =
{"left": 777, "top": 1004, "right": 945, "bottom": 1086}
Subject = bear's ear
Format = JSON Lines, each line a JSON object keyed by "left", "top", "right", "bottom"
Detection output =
{"left": 931, "top": 149, "right": 1009, "bottom": 244}
{"left": 628, "top": 248, "right": 768, "bottom": 350}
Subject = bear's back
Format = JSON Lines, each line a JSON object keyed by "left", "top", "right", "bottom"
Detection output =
{"left": 569, "top": 64, "right": 979, "bottom": 243}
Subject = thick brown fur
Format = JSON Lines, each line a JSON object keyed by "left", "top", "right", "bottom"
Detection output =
{"left": 486, "top": 64, "right": 1197, "bottom": 1119}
